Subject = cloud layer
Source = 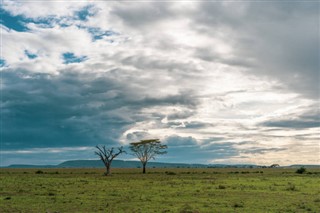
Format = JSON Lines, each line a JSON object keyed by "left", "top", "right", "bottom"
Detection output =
{"left": 1, "top": 1, "right": 319, "bottom": 166}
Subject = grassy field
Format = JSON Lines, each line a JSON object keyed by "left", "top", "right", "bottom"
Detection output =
{"left": 1, "top": 168, "right": 319, "bottom": 213}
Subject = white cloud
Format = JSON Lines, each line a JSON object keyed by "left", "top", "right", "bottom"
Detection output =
{"left": 2, "top": 0, "right": 88, "bottom": 18}
{"left": 1, "top": 146, "right": 94, "bottom": 154}
{"left": 1, "top": 1, "right": 319, "bottom": 166}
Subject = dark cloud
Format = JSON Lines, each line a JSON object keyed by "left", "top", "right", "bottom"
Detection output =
{"left": 138, "top": 94, "right": 198, "bottom": 109}
{"left": 2, "top": 71, "right": 124, "bottom": 149}
{"left": 111, "top": 2, "right": 173, "bottom": 29}
{"left": 164, "top": 135, "right": 198, "bottom": 147}
{"left": 193, "top": 1, "right": 319, "bottom": 98}
{"left": 261, "top": 106, "right": 320, "bottom": 129}
{"left": 126, "top": 131, "right": 152, "bottom": 142}
{"left": 241, "top": 147, "right": 286, "bottom": 154}
{"left": 202, "top": 137, "right": 229, "bottom": 144}
{"left": 203, "top": 142, "right": 237, "bottom": 150}
{"left": 195, "top": 47, "right": 255, "bottom": 68}
{"left": 121, "top": 55, "right": 198, "bottom": 73}
{"left": 184, "top": 121, "right": 213, "bottom": 129}
{"left": 161, "top": 137, "right": 240, "bottom": 164}
{"left": 1, "top": 69, "right": 199, "bottom": 151}
{"left": 262, "top": 120, "right": 319, "bottom": 129}
{"left": 167, "top": 110, "right": 195, "bottom": 120}
{"left": 1, "top": 147, "right": 95, "bottom": 166}
{"left": 200, "top": 142, "right": 240, "bottom": 159}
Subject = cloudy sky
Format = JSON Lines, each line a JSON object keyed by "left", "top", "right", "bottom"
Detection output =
{"left": 1, "top": 0, "right": 319, "bottom": 166}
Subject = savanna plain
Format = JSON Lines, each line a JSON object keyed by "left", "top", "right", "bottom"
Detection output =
{"left": 1, "top": 168, "right": 319, "bottom": 213}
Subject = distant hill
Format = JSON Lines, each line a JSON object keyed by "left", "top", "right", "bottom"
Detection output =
{"left": 6, "top": 164, "right": 57, "bottom": 168}
{"left": 6, "top": 160, "right": 221, "bottom": 169}
{"left": 285, "top": 164, "right": 320, "bottom": 169}
{"left": 55, "top": 160, "right": 210, "bottom": 168}
{"left": 4, "top": 160, "right": 320, "bottom": 169}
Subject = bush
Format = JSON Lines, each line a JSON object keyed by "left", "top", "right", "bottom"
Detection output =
{"left": 179, "top": 204, "right": 199, "bottom": 213}
{"left": 218, "top": 185, "right": 226, "bottom": 189}
{"left": 35, "top": 170, "right": 44, "bottom": 174}
{"left": 233, "top": 202, "right": 244, "bottom": 208}
{"left": 165, "top": 171, "right": 176, "bottom": 175}
{"left": 48, "top": 192, "right": 55, "bottom": 196}
{"left": 296, "top": 167, "right": 306, "bottom": 174}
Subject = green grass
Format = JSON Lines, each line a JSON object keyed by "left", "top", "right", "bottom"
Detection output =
{"left": 1, "top": 168, "right": 320, "bottom": 212}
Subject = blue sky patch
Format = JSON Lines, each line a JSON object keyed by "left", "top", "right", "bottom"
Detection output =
{"left": 74, "top": 5, "right": 97, "bottom": 21}
{"left": 0, "top": 8, "right": 57, "bottom": 30}
{"left": 62, "top": 52, "right": 88, "bottom": 64}
{"left": 86, "top": 27, "right": 118, "bottom": 41}
{"left": 0, "top": 59, "right": 6, "bottom": 67}
{"left": 24, "top": 50, "right": 38, "bottom": 59}
{"left": 30, "top": 16, "right": 58, "bottom": 28}
{"left": 0, "top": 8, "right": 28, "bottom": 31}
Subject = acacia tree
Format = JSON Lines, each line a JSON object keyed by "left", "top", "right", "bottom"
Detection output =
{"left": 270, "top": 164, "right": 280, "bottom": 168}
{"left": 95, "top": 145, "right": 126, "bottom": 176}
{"left": 130, "top": 139, "right": 167, "bottom": 174}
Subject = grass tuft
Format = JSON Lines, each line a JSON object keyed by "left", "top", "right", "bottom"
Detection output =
{"left": 233, "top": 202, "right": 244, "bottom": 208}
{"left": 165, "top": 171, "right": 176, "bottom": 175}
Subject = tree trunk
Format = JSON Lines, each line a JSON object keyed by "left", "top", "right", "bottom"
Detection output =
{"left": 142, "top": 162, "right": 146, "bottom": 174}
{"left": 105, "top": 164, "right": 111, "bottom": 176}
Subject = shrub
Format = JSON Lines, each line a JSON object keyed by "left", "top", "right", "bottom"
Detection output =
{"left": 314, "top": 198, "right": 320, "bottom": 203}
{"left": 165, "top": 171, "right": 176, "bottom": 175}
{"left": 179, "top": 204, "right": 199, "bottom": 213}
{"left": 296, "top": 167, "right": 306, "bottom": 174}
{"left": 218, "top": 185, "right": 226, "bottom": 189}
{"left": 233, "top": 202, "right": 244, "bottom": 208}
{"left": 35, "top": 170, "right": 44, "bottom": 174}
{"left": 48, "top": 192, "right": 55, "bottom": 196}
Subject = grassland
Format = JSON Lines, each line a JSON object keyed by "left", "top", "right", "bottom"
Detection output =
{"left": 1, "top": 168, "right": 319, "bottom": 212}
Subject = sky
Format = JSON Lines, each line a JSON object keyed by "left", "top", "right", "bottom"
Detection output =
{"left": 1, "top": 0, "right": 319, "bottom": 166}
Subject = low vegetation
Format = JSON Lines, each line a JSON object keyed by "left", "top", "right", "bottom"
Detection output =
{"left": 1, "top": 168, "right": 319, "bottom": 212}
{"left": 296, "top": 166, "right": 307, "bottom": 174}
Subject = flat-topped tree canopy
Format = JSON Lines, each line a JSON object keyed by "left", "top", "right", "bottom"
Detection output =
{"left": 130, "top": 139, "right": 167, "bottom": 173}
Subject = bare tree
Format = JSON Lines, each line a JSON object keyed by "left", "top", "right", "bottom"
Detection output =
{"left": 95, "top": 146, "right": 126, "bottom": 175}
{"left": 130, "top": 139, "right": 167, "bottom": 174}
